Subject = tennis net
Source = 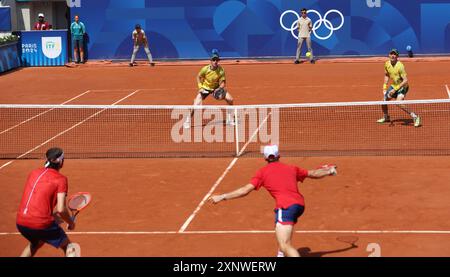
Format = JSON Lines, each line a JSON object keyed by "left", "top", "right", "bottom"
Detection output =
{"left": 1, "top": 99, "right": 450, "bottom": 159}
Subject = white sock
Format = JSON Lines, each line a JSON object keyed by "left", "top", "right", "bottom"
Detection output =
{"left": 410, "top": 112, "right": 417, "bottom": 118}
{"left": 277, "top": 250, "right": 285, "bottom": 257}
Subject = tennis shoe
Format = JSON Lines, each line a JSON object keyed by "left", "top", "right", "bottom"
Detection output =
{"left": 66, "top": 243, "right": 81, "bottom": 257}
{"left": 183, "top": 120, "right": 191, "bottom": 129}
{"left": 414, "top": 116, "right": 421, "bottom": 127}
{"left": 376, "top": 117, "right": 390, "bottom": 123}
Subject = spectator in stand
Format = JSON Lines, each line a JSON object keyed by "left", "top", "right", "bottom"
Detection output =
{"left": 33, "top": 13, "right": 52, "bottom": 30}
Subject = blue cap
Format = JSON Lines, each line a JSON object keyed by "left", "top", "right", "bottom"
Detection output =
{"left": 135, "top": 24, "right": 141, "bottom": 29}
{"left": 211, "top": 53, "right": 220, "bottom": 60}
{"left": 389, "top": 48, "right": 399, "bottom": 55}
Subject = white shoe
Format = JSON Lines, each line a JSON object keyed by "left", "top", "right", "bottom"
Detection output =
{"left": 183, "top": 120, "right": 191, "bottom": 129}
{"left": 414, "top": 116, "right": 421, "bottom": 127}
{"left": 66, "top": 243, "right": 81, "bottom": 257}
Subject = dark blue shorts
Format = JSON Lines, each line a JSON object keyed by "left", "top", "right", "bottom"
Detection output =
{"left": 72, "top": 38, "right": 84, "bottom": 50}
{"left": 16, "top": 222, "right": 68, "bottom": 248}
{"left": 274, "top": 204, "right": 305, "bottom": 225}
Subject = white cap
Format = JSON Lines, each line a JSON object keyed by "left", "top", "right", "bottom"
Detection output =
{"left": 38, "top": 13, "right": 44, "bottom": 18}
{"left": 263, "top": 145, "right": 279, "bottom": 159}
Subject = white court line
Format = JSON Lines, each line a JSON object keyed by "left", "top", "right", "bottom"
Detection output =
{"left": 445, "top": 84, "right": 450, "bottom": 99}
{"left": 87, "top": 89, "right": 145, "bottom": 92}
{"left": 2, "top": 230, "right": 450, "bottom": 236}
{"left": 178, "top": 112, "right": 272, "bottom": 233}
{"left": 0, "top": 90, "right": 92, "bottom": 135}
{"left": 0, "top": 90, "right": 141, "bottom": 171}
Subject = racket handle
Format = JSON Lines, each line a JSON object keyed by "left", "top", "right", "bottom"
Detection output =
{"left": 68, "top": 211, "right": 77, "bottom": 228}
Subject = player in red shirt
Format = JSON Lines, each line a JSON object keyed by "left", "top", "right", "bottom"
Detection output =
{"left": 33, "top": 13, "right": 51, "bottom": 30}
{"left": 16, "top": 147, "right": 79, "bottom": 257}
{"left": 209, "top": 145, "right": 337, "bottom": 257}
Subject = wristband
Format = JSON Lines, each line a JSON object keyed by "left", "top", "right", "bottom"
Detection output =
{"left": 383, "top": 84, "right": 388, "bottom": 90}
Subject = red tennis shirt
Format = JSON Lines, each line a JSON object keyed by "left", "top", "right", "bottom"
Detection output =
{"left": 16, "top": 168, "right": 68, "bottom": 229}
{"left": 250, "top": 161, "right": 308, "bottom": 209}
{"left": 33, "top": 22, "right": 51, "bottom": 30}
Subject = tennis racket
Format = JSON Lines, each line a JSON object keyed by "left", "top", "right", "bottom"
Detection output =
{"left": 67, "top": 192, "right": 92, "bottom": 222}
{"left": 213, "top": 87, "right": 226, "bottom": 100}
{"left": 317, "top": 164, "right": 337, "bottom": 175}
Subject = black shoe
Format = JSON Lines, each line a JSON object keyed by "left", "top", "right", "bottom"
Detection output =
{"left": 294, "top": 60, "right": 300, "bottom": 64}
{"left": 310, "top": 60, "right": 315, "bottom": 64}
{"left": 150, "top": 62, "right": 155, "bottom": 67}
{"left": 129, "top": 63, "right": 134, "bottom": 67}
{"left": 75, "top": 61, "right": 80, "bottom": 64}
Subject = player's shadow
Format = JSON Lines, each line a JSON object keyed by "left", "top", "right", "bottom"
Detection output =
{"left": 389, "top": 118, "right": 414, "bottom": 127}
{"left": 297, "top": 244, "right": 358, "bottom": 257}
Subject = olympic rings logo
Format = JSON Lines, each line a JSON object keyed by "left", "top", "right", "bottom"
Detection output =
{"left": 279, "top": 9, "right": 344, "bottom": 40}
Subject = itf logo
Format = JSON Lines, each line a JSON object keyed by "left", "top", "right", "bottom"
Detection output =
{"left": 41, "top": 37, "right": 62, "bottom": 59}
{"left": 280, "top": 9, "right": 344, "bottom": 40}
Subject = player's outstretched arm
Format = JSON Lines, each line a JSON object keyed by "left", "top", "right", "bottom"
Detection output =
{"left": 209, "top": 184, "right": 255, "bottom": 204}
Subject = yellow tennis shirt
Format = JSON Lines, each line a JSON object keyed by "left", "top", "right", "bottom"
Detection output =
{"left": 384, "top": 60, "right": 407, "bottom": 88}
{"left": 198, "top": 65, "right": 226, "bottom": 91}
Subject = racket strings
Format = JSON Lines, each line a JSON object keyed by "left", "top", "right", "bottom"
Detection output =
{"left": 68, "top": 195, "right": 88, "bottom": 210}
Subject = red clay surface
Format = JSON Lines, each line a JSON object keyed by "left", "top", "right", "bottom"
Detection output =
{"left": 1, "top": 58, "right": 450, "bottom": 256}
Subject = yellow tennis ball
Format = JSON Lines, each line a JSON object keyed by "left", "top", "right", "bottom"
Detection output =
{"left": 306, "top": 52, "right": 311, "bottom": 58}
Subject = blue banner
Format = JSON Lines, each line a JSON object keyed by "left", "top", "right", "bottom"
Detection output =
{"left": 0, "top": 7, "right": 12, "bottom": 31}
{"left": 20, "top": 30, "right": 68, "bottom": 67}
{"left": 0, "top": 42, "right": 20, "bottom": 73}
{"left": 70, "top": 0, "right": 450, "bottom": 59}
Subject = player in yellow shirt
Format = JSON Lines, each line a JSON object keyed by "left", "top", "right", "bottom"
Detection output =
{"left": 183, "top": 52, "right": 235, "bottom": 129}
{"left": 377, "top": 49, "right": 421, "bottom": 127}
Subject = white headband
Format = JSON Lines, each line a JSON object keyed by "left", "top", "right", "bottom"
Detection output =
{"left": 45, "top": 152, "right": 64, "bottom": 168}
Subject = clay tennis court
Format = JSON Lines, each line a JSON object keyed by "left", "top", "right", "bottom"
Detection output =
{"left": 1, "top": 58, "right": 450, "bottom": 256}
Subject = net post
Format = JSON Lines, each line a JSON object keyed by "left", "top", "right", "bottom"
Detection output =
{"left": 234, "top": 108, "right": 240, "bottom": 156}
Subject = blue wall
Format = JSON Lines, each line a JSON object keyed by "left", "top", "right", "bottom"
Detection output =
{"left": 0, "top": 7, "right": 12, "bottom": 32}
{"left": 70, "top": 0, "right": 450, "bottom": 60}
